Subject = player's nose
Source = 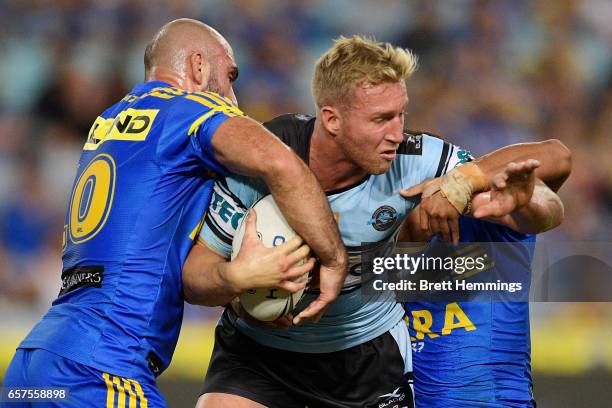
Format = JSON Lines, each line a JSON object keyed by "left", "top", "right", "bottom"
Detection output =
{"left": 386, "top": 123, "right": 404, "bottom": 145}
{"left": 387, "top": 112, "right": 404, "bottom": 142}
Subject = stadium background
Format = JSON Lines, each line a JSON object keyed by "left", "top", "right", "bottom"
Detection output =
{"left": 0, "top": 0, "right": 610, "bottom": 406}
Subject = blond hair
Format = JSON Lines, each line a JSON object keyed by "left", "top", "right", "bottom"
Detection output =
{"left": 312, "top": 35, "right": 418, "bottom": 109}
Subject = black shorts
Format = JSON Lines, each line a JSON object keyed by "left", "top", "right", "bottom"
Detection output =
{"left": 201, "top": 309, "right": 413, "bottom": 408}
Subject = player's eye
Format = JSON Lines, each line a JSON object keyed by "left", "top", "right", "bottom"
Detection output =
{"left": 373, "top": 115, "right": 391, "bottom": 124}
{"left": 229, "top": 67, "right": 239, "bottom": 83}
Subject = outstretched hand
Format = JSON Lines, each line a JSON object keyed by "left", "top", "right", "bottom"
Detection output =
{"left": 472, "top": 160, "right": 541, "bottom": 219}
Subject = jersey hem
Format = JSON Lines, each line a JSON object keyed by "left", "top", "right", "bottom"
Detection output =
{"left": 235, "top": 305, "right": 405, "bottom": 353}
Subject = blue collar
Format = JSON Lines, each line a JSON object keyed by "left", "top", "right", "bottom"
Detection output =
{"left": 131, "top": 80, "right": 173, "bottom": 95}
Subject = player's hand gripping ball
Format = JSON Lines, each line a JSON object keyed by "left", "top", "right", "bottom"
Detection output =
{"left": 232, "top": 195, "right": 311, "bottom": 321}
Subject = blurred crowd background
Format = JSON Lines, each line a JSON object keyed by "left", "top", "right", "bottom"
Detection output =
{"left": 0, "top": 0, "right": 611, "bottom": 405}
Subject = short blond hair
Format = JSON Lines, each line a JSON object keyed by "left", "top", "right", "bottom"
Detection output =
{"left": 312, "top": 35, "right": 418, "bottom": 109}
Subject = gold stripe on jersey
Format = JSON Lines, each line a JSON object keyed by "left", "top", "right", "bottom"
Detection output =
{"left": 208, "top": 92, "right": 236, "bottom": 106}
{"left": 148, "top": 91, "right": 174, "bottom": 99}
{"left": 122, "top": 378, "right": 138, "bottom": 408}
{"left": 187, "top": 106, "right": 242, "bottom": 136}
{"left": 189, "top": 211, "right": 207, "bottom": 240}
{"left": 112, "top": 376, "right": 127, "bottom": 408}
{"left": 103, "top": 373, "right": 115, "bottom": 408}
{"left": 194, "top": 91, "right": 241, "bottom": 112}
{"left": 129, "top": 379, "right": 148, "bottom": 408}
{"left": 122, "top": 94, "right": 139, "bottom": 103}
{"left": 149, "top": 87, "right": 187, "bottom": 99}
{"left": 186, "top": 94, "right": 243, "bottom": 116}
{"left": 186, "top": 94, "right": 216, "bottom": 109}
{"left": 102, "top": 373, "right": 147, "bottom": 408}
{"left": 134, "top": 87, "right": 186, "bottom": 101}
{"left": 190, "top": 92, "right": 224, "bottom": 107}
{"left": 160, "top": 87, "right": 186, "bottom": 96}
{"left": 187, "top": 110, "right": 217, "bottom": 135}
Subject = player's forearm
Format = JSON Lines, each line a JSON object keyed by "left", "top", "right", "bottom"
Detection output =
{"left": 473, "top": 181, "right": 565, "bottom": 233}
{"left": 262, "top": 155, "right": 346, "bottom": 268}
{"left": 182, "top": 245, "right": 238, "bottom": 306}
{"left": 508, "top": 182, "right": 564, "bottom": 233}
{"left": 474, "top": 140, "right": 571, "bottom": 192}
{"left": 212, "top": 116, "right": 346, "bottom": 268}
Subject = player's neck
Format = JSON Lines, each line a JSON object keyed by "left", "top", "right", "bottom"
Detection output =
{"left": 146, "top": 68, "right": 196, "bottom": 92}
{"left": 310, "top": 119, "right": 368, "bottom": 193}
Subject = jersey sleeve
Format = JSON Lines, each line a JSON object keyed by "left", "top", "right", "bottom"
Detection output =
{"left": 393, "top": 132, "right": 474, "bottom": 214}
{"left": 187, "top": 92, "right": 244, "bottom": 172}
{"left": 199, "top": 174, "right": 268, "bottom": 257}
{"left": 418, "top": 133, "right": 473, "bottom": 179}
{"left": 158, "top": 91, "right": 244, "bottom": 176}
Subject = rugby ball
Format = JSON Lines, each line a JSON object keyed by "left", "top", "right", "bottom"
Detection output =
{"left": 231, "top": 195, "right": 308, "bottom": 321}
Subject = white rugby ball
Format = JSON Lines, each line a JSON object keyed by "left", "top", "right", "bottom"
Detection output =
{"left": 231, "top": 195, "right": 308, "bottom": 321}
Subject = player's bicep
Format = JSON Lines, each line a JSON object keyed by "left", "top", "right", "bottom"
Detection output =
{"left": 210, "top": 116, "right": 296, "bottom": 177}
{"left": 183, "top": 238, "right": 230, "bottom": 303}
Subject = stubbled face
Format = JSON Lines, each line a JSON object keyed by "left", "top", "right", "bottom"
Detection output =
{"left": 336, "top": 81, "right": 408, "bottom": 174}
{"left": 203, "top": 41, "right": 239, "bottom": 105}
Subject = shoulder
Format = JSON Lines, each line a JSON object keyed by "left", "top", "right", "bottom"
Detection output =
{"left": 397, "top": 131, "right": 447, "bottom": 156}
{"left": 160, "top": 89, "right": 241, "bottom": 116}
{"left": 263, "top": 113, "right": 314, "bottom": 137}
{"left": 262, "top": 113, "right": 315, "bottom": 160}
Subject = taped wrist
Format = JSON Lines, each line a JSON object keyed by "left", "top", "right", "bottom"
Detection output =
{"left": 439, "top": 163, "right": 487, "bottom": 213}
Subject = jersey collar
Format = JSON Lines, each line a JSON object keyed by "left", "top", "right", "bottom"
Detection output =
{"left": 131, "top": 80, "right": 173, "bottom": 96}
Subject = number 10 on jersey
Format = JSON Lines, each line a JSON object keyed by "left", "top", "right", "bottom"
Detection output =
{"left": 67, "top": 154, "right": 116, "bottom": 244}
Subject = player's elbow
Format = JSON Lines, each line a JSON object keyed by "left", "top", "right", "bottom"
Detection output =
{"left": 545, "top": 139, "right": 572, "bottom": 179}
{"left": 182, "top": 277, "right": 219, "bottom": 307}
{"left": 182, "top": 262, "right": 203, "bottom": 306}
{"left": 533, "top": 194, "right": 565, "bottom": 233}
{"left": 259, "top": 148, "right": 304, "bottom": 184}
{"left": 182, "top": 286, "right": 201, "bottom": 306}
{"left": 549, "top": 197, "right": 565, "bottom": 230}
{"left": 182, "top": 254, "right": 213, "bottom": 306}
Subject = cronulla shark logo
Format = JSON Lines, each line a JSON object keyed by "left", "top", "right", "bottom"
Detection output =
{"left": 368, "top": 205, "right": 398, "bottom": 231}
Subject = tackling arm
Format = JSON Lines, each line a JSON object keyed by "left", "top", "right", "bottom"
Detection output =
{"left": 211, "top": 116, "right": 347, "bottom": 323}
{"left": 401, "top": 139, "right": 571, "bottom": 243}
{"left": 212, "top": 116, "right": 346, "bottom": 268}
{"left": 475, "top": 139, "right": 571, "bottom": 193}
{"left": 471, "top": 181, "right": 564, "bottom": 234}
{"left": 183, "top": 210, "right": 314, "bottom": 306}
{"left": 399, "top": 160, "right": 565, "bottom": 240}
{"left": 470, "top": 163, "right": 565, "bottom": 234}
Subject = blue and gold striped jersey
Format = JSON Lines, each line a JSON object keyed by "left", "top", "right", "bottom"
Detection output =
{"left": 20, "top": 80, "right": 243, "bottom": 379}
{"left": 406, "top": 219, "right": 535, "bottom": 407}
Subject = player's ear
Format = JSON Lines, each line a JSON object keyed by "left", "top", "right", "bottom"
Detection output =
{"left": 189, "top": 51, "right": 209, "bottom": 90}
{"left": 320, "top": 106, "right": 341, "bottom": 136}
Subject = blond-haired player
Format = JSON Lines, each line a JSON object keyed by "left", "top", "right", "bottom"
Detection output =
{"left": 186, "top": 36, "right": 570, "bottom": 408}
